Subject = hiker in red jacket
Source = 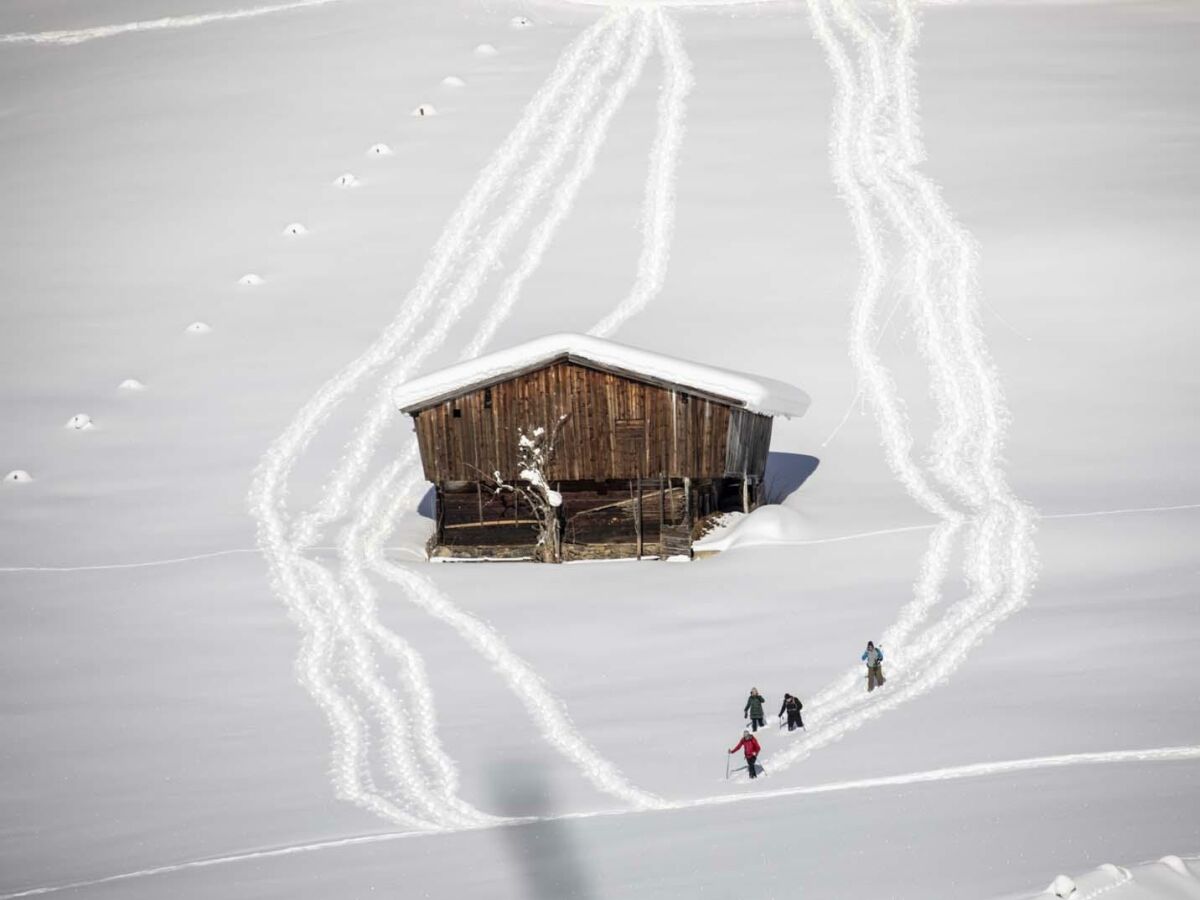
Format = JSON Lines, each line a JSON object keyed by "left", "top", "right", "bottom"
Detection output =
{"left": 729, "top": 729, "right": 762, "bottom": 779}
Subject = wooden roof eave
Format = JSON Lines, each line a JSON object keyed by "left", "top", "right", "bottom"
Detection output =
{"left": 399, "top": 353, "right": 754, "bottom": 416}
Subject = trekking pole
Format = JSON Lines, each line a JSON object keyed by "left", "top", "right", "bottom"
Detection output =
{"left": 725, "top": 752, "right": 731, "bottom": 780}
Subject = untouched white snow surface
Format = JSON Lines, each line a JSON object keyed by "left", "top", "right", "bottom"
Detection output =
{"left": 1, "top": 0, "right": 1198, "bottom": 898}
{"left": 393, "top": 331, "right": 812, "bottom": 415}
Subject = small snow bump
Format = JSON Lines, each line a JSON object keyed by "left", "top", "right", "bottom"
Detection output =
{"left": 65, "top": 413, "right": 94, "bottom": 431}
{"left": 333, "top": 172, "right": 360, "bottom": 188}
{"left": 1047, "top": 875, "right": 1076, "bottom": 898}
{"left": 5, "top": 469, "right": 33, "bottom": 483}
{"left": 510, "top": 16, "right": 533, "bottom": 28}
{"left": 367, "top": 143, "right": 394, "bottom": 157}
{"left": 238, "top": 273, "right": 264, "bottom": 286}
{"left": 186, "top": 321, "right": 212, "bottom": 334}
{"left": 441, "top": 75, "right": 466, "bottom": 88}
{"left": 1160, "top": 856, "right": 1192, "bottom": 877}
{"left": 412, "top": 104, "right": 437, "bottom": 117}
{"left": 474, "top": 43, "right": 498, "bottom": 57}
{"left": 118, "top": 379, "right": 147, "bottom": 392}
{"left": 282, "top": 222, "right": 309, "bottom": 237}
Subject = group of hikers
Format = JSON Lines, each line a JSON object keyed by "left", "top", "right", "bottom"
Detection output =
{"left": 728, "top": 641, "right": 885, "bottom": 780}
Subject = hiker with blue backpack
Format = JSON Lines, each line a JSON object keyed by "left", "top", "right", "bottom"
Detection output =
{"left": 862, "top": 641, "right": 886, "bottom": 692}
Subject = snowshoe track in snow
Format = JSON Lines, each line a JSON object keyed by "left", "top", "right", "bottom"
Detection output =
{"left": 248, "top": 6, "right": 697, "bottom": 827}
{"left": 767, "top": 0, "right": 1038, "bottom": 774}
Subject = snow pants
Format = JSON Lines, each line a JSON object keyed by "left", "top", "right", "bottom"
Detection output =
{"left": 749, "top": 716, "right": 764, "bottom": 731}
{"left": 786, "top": 710, "right": 803, "bottom": 731}
{"left": 746, "top": 754, "right": 759, "bottom": 778}
{"left": 867, "top": 664, "right": 886, "bottom": 692}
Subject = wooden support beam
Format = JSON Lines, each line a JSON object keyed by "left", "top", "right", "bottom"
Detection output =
{"left": 659, "top": 472, "right": 667, "bottom": 558}
{"left": 635, "top": 474, "right": 643, "bottom": 560}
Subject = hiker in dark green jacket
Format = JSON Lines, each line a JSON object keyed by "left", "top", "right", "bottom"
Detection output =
{"left": 744, "top": 688, "right": 766, "bottom": 731}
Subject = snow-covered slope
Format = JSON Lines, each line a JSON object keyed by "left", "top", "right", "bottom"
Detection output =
{"left": 1, "top": 0, "right": 1197, "bottom": 898}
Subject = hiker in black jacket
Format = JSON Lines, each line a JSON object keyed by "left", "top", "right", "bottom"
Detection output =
{"left": 779, "top": 693, "right": 804, "bottom": 731}
{"left": 744, "top": 688, "right": 766, "bottom": 731}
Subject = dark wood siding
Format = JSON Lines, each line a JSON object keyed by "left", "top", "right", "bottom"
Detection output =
{"left": 410, "top": 361, "right": 767, "bottom": 483}
{"left": 724, "top": 408, "right": 773, "bottom": 477}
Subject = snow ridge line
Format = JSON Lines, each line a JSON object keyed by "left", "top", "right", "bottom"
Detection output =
{"left": 0, "top": 0, "right": 344, "bottom": 46}
{"left": 765, "top": 0, "right": 1038, "bottom": 771}
{"left": 5, "top": 746, "right": 1198, "bottom": 900}
{"left": 248, "top": 16, "right": 619, "bottom": 828}
{"left": 1, "top": 502, "right": 1195, "bottom": 574}
{"left": 1074, "top": 865, "right": 1134, "bottom": 900}
{"left": 590, "top": 7, "right": 694, "bottom": 338}
{"left": 293, "top": 11, "right": 638, "bottom": 550}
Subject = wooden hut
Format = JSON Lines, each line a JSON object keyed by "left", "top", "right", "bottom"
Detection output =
{"left": 395, "top": 333, "right": 810, "bottom": 560}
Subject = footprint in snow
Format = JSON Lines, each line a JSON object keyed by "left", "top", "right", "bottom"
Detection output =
{"left": 474, "top": 43, "right": 498, "bottom": 57}
{"left": 282, "top": 222, "right": 308, "bottom": 237}
{"left": 510, "top": 16, "right": 533, "bottom": 29}
{"left": 186, "top": 322, "right": 212, "bottom": 334}
{"left": 238, "top": 273, "right": 264, "bottom": 286}
{"left": 333, "top": 173, "right": 360, "bottom": 188}
{"left": 5, "top": 470, "right": 34, "bottom": 484}
{"left": 412, "top": 104, "right": 437, "bottom": 117}
{"left": 367, "top": 143, "right": 393, "bottom": 157}
{"left": 65, "top": 413, "right": 94, "bottom": 431}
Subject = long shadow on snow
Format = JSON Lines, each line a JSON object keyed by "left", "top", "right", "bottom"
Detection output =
{"left": 488, "top": 761, "right": 594, "bottom": 899}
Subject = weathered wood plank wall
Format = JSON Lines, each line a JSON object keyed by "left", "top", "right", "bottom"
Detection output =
{"left": 410, "top": 360, "right": 772, "bottom": 483}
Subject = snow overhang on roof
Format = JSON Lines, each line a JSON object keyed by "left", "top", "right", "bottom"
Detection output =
{"left": 394, "top": 333, "right": 811, "bottom": 419}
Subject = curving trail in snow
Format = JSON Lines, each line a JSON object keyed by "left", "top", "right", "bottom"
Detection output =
{"left": 248, "top": 3, "right": 697, "bottom": 828}
{"left": 760, "top": 0, "right": 1038, "bottom": 774}
{"left": 248, "top": 12, "right": 628, "bottom": 828}
{"left": 589, "top": 8, "right": 694, "bottom": 338}
{"left": 0, "top": 0, "right": 346, "bottom": 46}
{"left": 346, "top": 9, "right": 670, "bottom": 811}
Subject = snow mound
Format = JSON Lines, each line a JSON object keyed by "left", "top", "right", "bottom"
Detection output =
{"left": 4, "top": 470, "right": 33, "bottom": 484}
{"left": 118, "top": 379, "right": 146, "bottom": 391}
{"left": 442, "top": 75, "right": 466, "bottom": 88}
{"left": 474, "top": 43, "right": 498, "bottom": 56}
{"left": 510, "top": 16, "right": 533, "bottom": 28}
{"left": 1160, "top": 856, "right": 1192, "bottom": 877}
{"left": 65, "top": 413, "right": 94, "bottom": 431}
{"left": 394, "top": 332, "right": 811, "bottom": 418}
{"left": 237, "top": 273, "right": 263, "bottom": 286}
{"left": 186, "top": 321, "right": 212, "bottom": 334}
{"left": 412, "top": 104, "right": 437, "bottom": 117}
{"left": 367, "top": 143, "right": 393, "bottom": 157}
{"left": 693, "top": 505, "right": 814, "bottom": 554}
{"left": 1046, "top": 874, "right": 1077, "bottom": 897}
{"left": 282, "top": 222, "right": 308, "bottom": 237}
{"left": 333, "top": 172, "right": 360, "bottom": 188}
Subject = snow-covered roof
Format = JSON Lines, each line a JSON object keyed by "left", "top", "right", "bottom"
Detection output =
{"left": 394, "top": 333, "right": 810, "bottom": 418}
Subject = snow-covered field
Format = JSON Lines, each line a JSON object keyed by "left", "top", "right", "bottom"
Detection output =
{"left": 2, "top": 0, "right": 1198, "bottom": 897}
